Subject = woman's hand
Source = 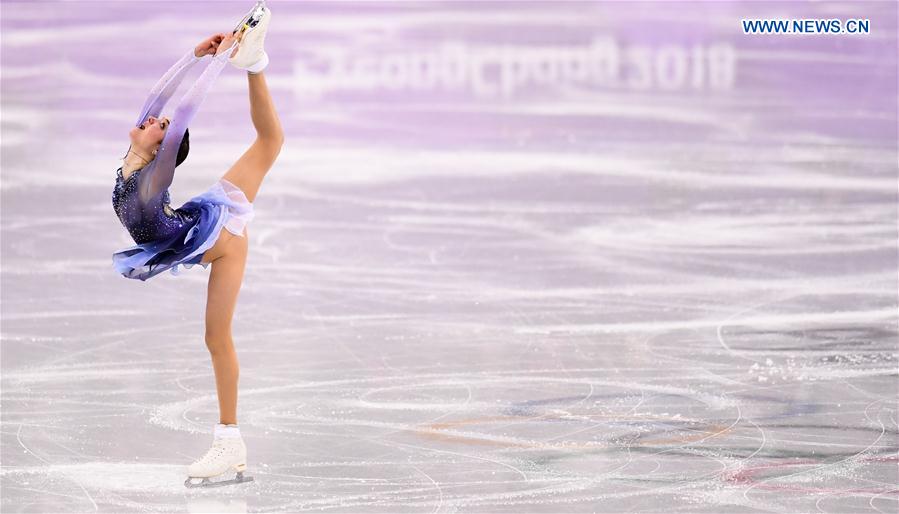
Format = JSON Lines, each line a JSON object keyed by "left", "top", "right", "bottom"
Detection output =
{"left": 194, "top": 33, "right": 228, "bottom": 58}
{"left": 214, "top": 32, "right": 240, "bottom": 58}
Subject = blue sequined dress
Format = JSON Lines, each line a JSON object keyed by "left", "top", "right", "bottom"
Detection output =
{"left": 111, "top": 47, "right": 254, "bottom": 281}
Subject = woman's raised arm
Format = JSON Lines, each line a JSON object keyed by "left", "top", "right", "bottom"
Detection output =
{"left": 138, "top": 39, "right": 237, "bottom": 203}
{"left": 134, "top": 48, "right": 205, "bottom": 129}
{"left": 133, "top": 34, "right": 227, "bottom": 128}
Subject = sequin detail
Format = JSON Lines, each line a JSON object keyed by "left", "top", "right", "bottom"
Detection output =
{"left": 112, "top": 167, "right": 197, "bottom": 244}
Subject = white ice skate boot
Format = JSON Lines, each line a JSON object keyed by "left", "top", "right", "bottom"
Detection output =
{"left": 229, "top": 1, "right": 271, "bottom": 74}
{"left": 185, "top": 425, "right": 254, "bottom": 488}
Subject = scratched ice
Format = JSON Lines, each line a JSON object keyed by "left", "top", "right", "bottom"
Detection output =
{"left": 2, "top": 1, "right": 897, "bottom": 513}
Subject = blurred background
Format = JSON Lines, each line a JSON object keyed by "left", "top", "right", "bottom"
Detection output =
{"left": 2, "top": 1, "right": 897, "bottom": 512}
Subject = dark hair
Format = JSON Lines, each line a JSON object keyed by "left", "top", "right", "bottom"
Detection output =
{"left": 175, "top": 128, "right": 190, "bottom": 168}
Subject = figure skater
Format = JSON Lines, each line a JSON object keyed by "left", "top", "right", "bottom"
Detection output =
{"left": 110, "top": 1, "right": 280, "bottom": 488}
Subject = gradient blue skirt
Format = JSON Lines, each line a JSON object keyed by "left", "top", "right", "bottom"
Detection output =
{"left": 112, "top": 178, "right": 254, "bottom": 281}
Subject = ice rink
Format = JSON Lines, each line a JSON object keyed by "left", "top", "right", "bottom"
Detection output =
{"left": 2, "top": 1, "right": 897, "bottom": 512}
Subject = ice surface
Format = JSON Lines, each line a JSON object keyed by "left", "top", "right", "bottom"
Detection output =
{"left": 2, "top": 1, "right": 897, "bottom": 513}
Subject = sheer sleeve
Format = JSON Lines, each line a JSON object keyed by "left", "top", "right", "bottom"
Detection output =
{"left": 135, "top": 48, "right": 205, "bottom": 129}
{"left": 137, "top": 47, "right": 235, "bottom": 204}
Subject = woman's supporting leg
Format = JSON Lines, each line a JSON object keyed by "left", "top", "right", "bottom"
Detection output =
{"left": 222, "top": 71, "right": 284, "bottom": 203}
{"left": 204, "top": 227, "right": 249, "bottom": 425}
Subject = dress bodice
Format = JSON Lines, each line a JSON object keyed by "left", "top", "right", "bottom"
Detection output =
{"left": 112, "top": 167, "right": 197, "bottom": 244}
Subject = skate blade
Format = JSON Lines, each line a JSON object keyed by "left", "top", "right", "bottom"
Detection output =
{"left": 229, "top": 7, "right": 270, "bottom": 67}
{"left": 232, "top": 2, "right": 267, "bottom": 36}
{"left": 184, "top": 471, "right": 255, "bottom": 488}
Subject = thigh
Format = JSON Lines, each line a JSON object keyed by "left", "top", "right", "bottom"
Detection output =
{"left": 205, "top": 229, "right": 249, "bottom": 340}
{"left": 221, "top": 138, "right": 282, "bottom": 203}
{"left": 200, "top": 227, "right": 236, "bottom": 265}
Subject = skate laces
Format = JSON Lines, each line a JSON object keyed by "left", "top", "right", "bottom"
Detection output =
{"left": 194, "top": 438, "right": 235, "bottom": 464}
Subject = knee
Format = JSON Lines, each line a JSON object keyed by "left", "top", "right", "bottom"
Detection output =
{"left": 204, "top": 330, "right": 234, "bottom": 355}
{"left": 256, "top": 135, "right": 284, "bottom": 157}
{"left": 268, "top": 131, "right": 284, "bottom": 147}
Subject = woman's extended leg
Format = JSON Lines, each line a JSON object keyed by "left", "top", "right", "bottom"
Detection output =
{"left": 203, "top": 227, "right": 249, "bottom": 425}
{"left": 222, "top": 71, "right": 284, "bottom": 203}
{"left": 200, "top": 70, "right": 281, "bottom": 424}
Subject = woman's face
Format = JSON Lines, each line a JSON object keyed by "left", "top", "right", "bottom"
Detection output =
{"left": 128, "top": 115, "right": 170, "bottom": 155}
